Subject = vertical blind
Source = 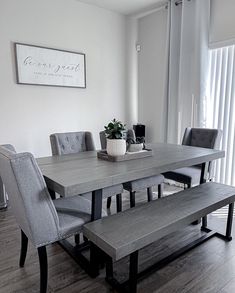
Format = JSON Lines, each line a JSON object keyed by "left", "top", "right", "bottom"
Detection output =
{"left": 206, "top": 45, "right": 235, "bottom": 185}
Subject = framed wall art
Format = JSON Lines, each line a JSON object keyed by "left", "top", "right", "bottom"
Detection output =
{"left": 15, "top": 43, "right": 86, "bottom": 88}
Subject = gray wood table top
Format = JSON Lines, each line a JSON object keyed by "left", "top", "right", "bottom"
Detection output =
{"left": 83, "top": 182, "right": 235, "bottom": 261}
{"left": 37, "top": 143, "right": 224, "bottom": 197}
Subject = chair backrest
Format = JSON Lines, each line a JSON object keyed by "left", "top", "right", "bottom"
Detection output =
{"left": 182, "top": 127, "right": 222, "bottom": 149}
{"left": 99, "top": 129, "right": 136, "bottom": 150}
{"left": 182, "top": 127, "right": 222, "bottom": 179}
{"left": 50, "top": 131, "right": 95, "bottom": 155}
{"left": 0, "top": 145, "right": 59, "bottom": 247}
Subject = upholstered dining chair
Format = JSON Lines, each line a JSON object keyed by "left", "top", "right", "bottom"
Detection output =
{"left": 0, "top": 145, "right": 106, "bottom": 293}
{"left": 164, "top": 127, "right": 222, "bottom": 188}
{"left": 99, "top": 130, "right": 164, "bottom": 208}
{"left": 50, "top": 132, "right": 123, "bottom": 212}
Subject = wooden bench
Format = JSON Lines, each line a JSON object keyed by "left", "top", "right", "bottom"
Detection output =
{"left": 84, "top": 182, "right": 235, "bottom": 293}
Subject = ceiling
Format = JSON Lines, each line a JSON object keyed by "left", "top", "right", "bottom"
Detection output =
{"left": 77, "top": 0, "right": 165, "bottom": 16}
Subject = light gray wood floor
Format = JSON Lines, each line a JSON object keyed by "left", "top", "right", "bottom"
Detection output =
{"left": 0, "top": 184, "right": 235, "bottom": 293}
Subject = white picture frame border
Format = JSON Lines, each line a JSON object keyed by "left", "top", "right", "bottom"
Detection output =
{"left": 14, "top": 43, "right": 86, "bottom": 89}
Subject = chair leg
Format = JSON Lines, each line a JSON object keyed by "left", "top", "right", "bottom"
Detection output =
{"left": 38, "top": 246, "right": 48, "bottom": 293}
{"left": 116, "top": 194, "right": 122, "bottom": 213}
{"left": 107, "top": 197, "right": 112, "bottom": 209}
{"left": 19, "top": 230, "right": 28, "bottom": 267}
{"left": 130, "top": 191, "right": 136, "bottom": 208}
{"left": 75, "top": 234, "right": 80, "bottom": 245}
{"left": 158, "top": 183, "right": 163, "bottom": 199}
{"left": 147, "top": 187, "right": 153, "bottom": 202}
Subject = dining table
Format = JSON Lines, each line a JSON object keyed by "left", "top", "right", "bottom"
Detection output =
{"left": 37, "top": 142, "right": 225, "bottom": 276}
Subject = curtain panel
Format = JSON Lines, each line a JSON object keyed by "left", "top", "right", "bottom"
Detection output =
{"left": 165, "top": 0, "right": 210, "bottom": 143}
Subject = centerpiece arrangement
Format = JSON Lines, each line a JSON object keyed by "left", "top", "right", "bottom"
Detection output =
{"left": 104, "top": 118, "right": 126, "bottom": 156}
{"left": 97, "top": 118, "right": 153, "bottom": 162}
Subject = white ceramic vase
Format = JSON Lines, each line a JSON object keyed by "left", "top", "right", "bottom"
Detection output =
{"left": 106, "top": 139, "right": 126, "bottom": 156}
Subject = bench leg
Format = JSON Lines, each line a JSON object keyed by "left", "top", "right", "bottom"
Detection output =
{"left": 129, "top": 251, "right": 138, "bottom": 293}
{"left": 89, "top": 242, "right": 101, "bottom": 277}
{"left": 105, "top": 255, "right": 114, "bottom": 281}
{"left": 226, "top": 203, "right": 234, "bottom": 241}
{"left": 202, "top": 216, "right": 207, "bottom": 229}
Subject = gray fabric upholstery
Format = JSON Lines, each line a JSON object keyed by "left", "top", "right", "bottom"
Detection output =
{"left": 0, "top": 146, "right": 93, "bottom": 248}
{"left": 100, "top": 130, "right": 164, "bottom": 193}
{"left": 50, "top": 131, "right": 95, "bottom": 155}
{"left": 81, "top": 184, "right": 123, "bottom": 200}
{"left": 123, "top": 174, "right": 164, "bottom": 192}
{"left": 164, "top": 167, "right": 202, "bottom": 186}
{"left": 54, "top": 195, "right": 107, "bottom": 218}
{"left": 51, "top": 131, "right": 123, "bottom": 198}
{"left": 54, "top": 196, "right": 107, "bottom": 236}
{"left": 164, "top": 127, "right": 222, "bottom": 186}
{"left": 182, "top": 127, "right": 222, "bottom": 149}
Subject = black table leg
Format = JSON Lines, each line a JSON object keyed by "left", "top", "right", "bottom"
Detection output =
{"left": 198, "top": 162, "right": 209, "bottom": 226}
{"left": 90, "top": 189, "right": 103, "bottom": 277}
{"left": 91, "top": 189, "right": 103, "bottom": 221}
{"left": 48, "top": 188, "right": 56, "bottom": 200}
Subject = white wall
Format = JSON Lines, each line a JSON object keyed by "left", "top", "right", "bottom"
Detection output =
{"left": 125, "top": 17, "right": 138, "bottom": 128}
{"left": 137, "top": 8, "right": 168, "bottom": 143}
{"left": 210, "top": 0, "right": 235, "bottom": 47}
{"left": 0, "top": 0, "right": 127, "bottom": 157}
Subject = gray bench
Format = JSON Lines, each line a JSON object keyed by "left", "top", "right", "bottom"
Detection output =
{"left": 84, "top": 182, "right": 235, "bottom": 293}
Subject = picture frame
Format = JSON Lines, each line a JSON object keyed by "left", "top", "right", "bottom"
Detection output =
{"left": 14, "top": 43, "right": 86, "bottom": 88}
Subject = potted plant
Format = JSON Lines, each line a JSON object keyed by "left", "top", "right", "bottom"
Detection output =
{"left": 104, "top": 118, "right": 126, "bottom": 156}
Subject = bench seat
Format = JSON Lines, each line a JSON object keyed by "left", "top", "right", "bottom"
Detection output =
{"left": 84, "top": 182, "right": 235, "bottom": 261}
{"left": 84, "top": 182, "right": 235, "bottom": 292}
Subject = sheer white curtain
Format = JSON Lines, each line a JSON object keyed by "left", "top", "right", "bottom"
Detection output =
{"left": 206, "top": 45, "right": 235, "bottom": 185}
{"left": 165, "top": 0, "right": 210, "bottom": 143}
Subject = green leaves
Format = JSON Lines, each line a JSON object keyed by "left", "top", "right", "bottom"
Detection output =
{"left": 104, "top": 118, "right": 126, "bottom": 139}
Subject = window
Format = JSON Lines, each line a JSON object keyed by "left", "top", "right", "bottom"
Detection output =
{"left": 206, "top": 45, "right": 235, "bottom": 185}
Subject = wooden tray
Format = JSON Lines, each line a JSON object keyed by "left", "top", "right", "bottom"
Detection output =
{"left": 97, "top": 149, "right": 153, "bottom": 162}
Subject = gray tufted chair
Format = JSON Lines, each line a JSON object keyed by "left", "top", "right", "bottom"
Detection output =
{"left": 99, "top": 130, "right": 164, "bottom": 208}
{"left": 164, "top": 127, "right": 222, "bottom": 187}
{"left": 0, "top": 145, "right": 106, "bottom": 293}
{"left": 50, "top": 131, "right": 95, "bottom": 155}
{"left": 50, "top": 132, "right": 123, "bottom": 213}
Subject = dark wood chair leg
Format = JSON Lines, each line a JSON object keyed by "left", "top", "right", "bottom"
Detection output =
{"left": 83, "top": 235, "right": 89, "bottom": 242}
{"left": 116, "top": 194, "right": 122, "bottom": 213}
{"left": 38, "top": 246, "right": 48, "bottom": 293}
{"left": 19, "top": 230, "right": 28, "bottom": 267}
{"left": 147, "top": 187, "right": 153, "bottom": 202}
{"left": 107, "top": 197, "right": 112, "bottom": 209}
{"left": 130, "top": 191, "right": 136, "bottom": 208}
{"left": 75, "top": 234, "right": 80, "bottom": 245}
{"left": 158, "top": 183, "right": 163, "bottom": 199}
